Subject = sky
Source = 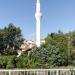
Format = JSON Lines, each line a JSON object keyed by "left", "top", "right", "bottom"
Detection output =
{"left": 0, "top": 0, "right": 75, "bottom": 40}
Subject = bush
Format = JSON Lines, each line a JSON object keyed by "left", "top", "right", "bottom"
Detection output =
{"left": 0, "top": 55, "right": 16, "bottom": 69}
{"left": 16, "top": 52, "right": 29, "bottom": 68}
{"left": 6, "top": 56, "right": 16, "bottom": 69}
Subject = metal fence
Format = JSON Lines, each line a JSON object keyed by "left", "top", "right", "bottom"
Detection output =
{"left": 0, "top": 69, "right": 75, "bottom": 75}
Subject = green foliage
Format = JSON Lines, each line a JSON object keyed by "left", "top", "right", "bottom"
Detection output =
{"left": 45, "top": 31, "right": 68, "bottom": 66}
{"left": 67, "top": 31, "right": 75, "bottom": 65}
{"left": 29, "top": 44, "right": 68, "bottom": 68}
{"left": 45, "top": 31, "right": 68, "bottom": 50}
{"left": 14, "top": 43, "right": 68, "bottom": 69}
{"left": 1, "top": 24, "right": 75, "bottom": 68}
{"left": 0, "top": 23, "right": 24, "bottom": 55}
{"left": 0, "top": 56, "right": 16, "bottom": 69}
{"left": 16, "top": 52, "right": 29, "bottom": 68}
{"left": 6, "top": 56, "right": 16, "bottom": 69}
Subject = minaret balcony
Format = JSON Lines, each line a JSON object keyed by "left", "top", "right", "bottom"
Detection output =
{"left": 35, "top": 12, "right": 42, "bottom": 18}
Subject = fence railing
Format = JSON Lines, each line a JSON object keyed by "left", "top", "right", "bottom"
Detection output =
{"left": 0, "top": 69, "right": 75, "bottom": 75}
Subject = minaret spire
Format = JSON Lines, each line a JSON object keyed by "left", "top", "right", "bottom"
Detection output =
{"left": 35, "top": 0, "right": 42, "bottom": 47}
{"left": 37, "top": 0, "right": 40, "bottom": 3}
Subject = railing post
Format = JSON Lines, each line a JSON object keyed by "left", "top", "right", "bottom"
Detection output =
{"left": 9, "top": 71, "right": 11, "bottom": 75}
{"left": 37, "top": 71, "right": 39, "bottom": 75}
{"left": 56, "top": 70, "right": 59, "bottom": 75}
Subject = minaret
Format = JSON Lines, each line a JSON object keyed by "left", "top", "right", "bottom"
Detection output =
{"left": 35, "top": 0, "right": 42, "bottom": 47}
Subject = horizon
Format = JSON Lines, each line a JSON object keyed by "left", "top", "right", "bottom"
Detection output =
{"left": 0, "top": 0, "right": 75, "bottom": 40}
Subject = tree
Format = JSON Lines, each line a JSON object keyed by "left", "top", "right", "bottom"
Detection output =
{"left": 67, "top": 31, "right": 75, "bottom": 65}
{"left": 45, "top": 31, "right": 68, "bottom": 66}
{"left": 0, "top": 23, "right": 24, "bottom": 55}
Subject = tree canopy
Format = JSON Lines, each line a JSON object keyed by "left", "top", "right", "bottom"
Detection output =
{"left": 0, "top": 24, "right": 24, "bottom": 55}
